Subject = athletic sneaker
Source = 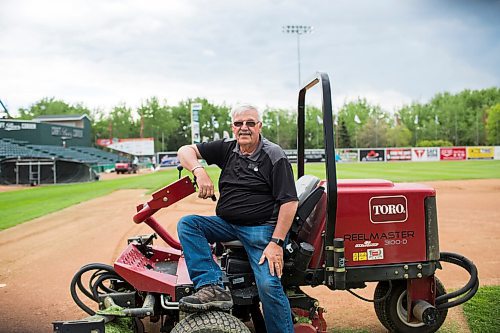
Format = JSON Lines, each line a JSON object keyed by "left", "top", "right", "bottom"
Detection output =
{"left": 179, "top": 284, "right": 233, "bottom": 312}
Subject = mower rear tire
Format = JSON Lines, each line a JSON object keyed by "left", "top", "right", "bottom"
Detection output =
{"left": 374, "top": 279, "right": 448, "bottom": 333}
{"left": 170, "top": 311, "right": 251, "bottom": 333}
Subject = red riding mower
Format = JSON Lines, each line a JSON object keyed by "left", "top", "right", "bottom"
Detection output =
{"left": 53, "top": 73, "right": 478, "bottom": 333}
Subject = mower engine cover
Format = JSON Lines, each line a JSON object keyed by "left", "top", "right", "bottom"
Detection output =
{"left": 334, "top": 179, "right": 438, "bottom": 267}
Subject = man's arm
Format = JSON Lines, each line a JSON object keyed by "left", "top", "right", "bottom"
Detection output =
{"left": 272, "top": 200, "right": 298, "bottom": 240}
{"left": 177, "top": 145, "right": 214, "bottom": 199}
{"left": 258, "top": 200, "right": 298, "bottom": 278}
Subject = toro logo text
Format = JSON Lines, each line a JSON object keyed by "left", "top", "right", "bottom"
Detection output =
{"left": 369, "top": 195, "right": 408, "bottom": 224}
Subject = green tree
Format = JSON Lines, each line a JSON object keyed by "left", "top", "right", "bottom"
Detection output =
{"left": 108, "top": 104, "right": 138, "bottom": 139}
{"left": 386, "top": 124, "right": 412, "bottom": 147}
{"left": 137, "top": 97, "right": 173, "bottom": 151}
{"left": 424, "top": 88, "right": 500, "bottom": 146}
{"left": 262, "top": 109, "right": 280, "bottom": 144}
{"left": 337, "top": 119, "right": 351, "bottom": 148}
{"left": 417, "top": 139, "right": 453, "bottom": 147}
{"left": 167, "top": 99, "right": 231, "bottom": 151}
{"left": 337, "top": 98, "right": 381, "bottom": 148}
{"left": 262, "top": 108, "right": 296, "bottom": 149}
{"left": 486, "top": 103, "right": 500, "bottom": 145}
{"left": 358, "top": 117, "right": 389, "bottom": 148}
{"left": 169, "top": 100, "right": 192, "bottom": 151}
{"left": 18, "top": 97, "right": 91, "bottom": 120}
{"left": 305, "top": 106, "right": 324, "bottom": 149}
{"left": 90, "top": 108, "right": 110, "bottom": 144}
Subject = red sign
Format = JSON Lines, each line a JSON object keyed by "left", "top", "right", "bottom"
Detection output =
{"left": 96, "top": 138, "right": 113, "bottom": 146}
{"left": 440, "top": 147, "right": 466, "bottom": 160}
{"left": 369, "top": 195, "right": 408, "bottom": 224}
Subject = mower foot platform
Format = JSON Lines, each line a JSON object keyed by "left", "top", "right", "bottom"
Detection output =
{"left": 53, "top": 318, "right": 105, "bottom": 333}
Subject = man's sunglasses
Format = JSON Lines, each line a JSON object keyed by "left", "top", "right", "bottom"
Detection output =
{"left": 232, "top": 120, "right": 260, "bottom": 128}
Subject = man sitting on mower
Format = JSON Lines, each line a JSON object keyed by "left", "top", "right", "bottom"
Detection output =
{"left": 176, "top": 104, "right": 298, "bottom": 333}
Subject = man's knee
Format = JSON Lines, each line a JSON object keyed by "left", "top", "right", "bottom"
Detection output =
{"left": 177, "top": 214, "right": 200, "bottom": 234}
{"left": 256, "top": 275, "right": 282, "bottom": 296}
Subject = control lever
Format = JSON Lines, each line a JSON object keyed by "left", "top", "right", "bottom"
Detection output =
{"left": 193, "top": 176, "right": 217, "bottom": 201}
{"left": 136, "top": 234, "right": 157, "bottom": 259}
{"left": 177, "top": 165, "right": 183, "bottom": 179}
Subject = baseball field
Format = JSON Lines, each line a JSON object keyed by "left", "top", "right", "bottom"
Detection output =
{"left": 0, "top": 160, "right": 499, "bottom": 332}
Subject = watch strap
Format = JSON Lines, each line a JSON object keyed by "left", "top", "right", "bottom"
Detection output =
{"left": 271, "top": 237, "right": 284, "bottom": 247}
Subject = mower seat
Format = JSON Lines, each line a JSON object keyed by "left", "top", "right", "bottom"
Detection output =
{"left": 222, "top": 175, "right": 321, "bottom": 249}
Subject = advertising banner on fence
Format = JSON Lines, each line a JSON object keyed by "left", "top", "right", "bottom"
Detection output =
{"left": 157, "top": 151, "right": 179, "bottom": 167}
{"left": 336, "top": 149, "right": 358, "bottom": 163}
{"left": 467, "top": 147, "right": 494, "bottom": 159}
{"left": 386, "top": 148, "right": 412, "bottom": 161}
{"left": 97, "top": 138, "right": 154, "bottom": 156}
{"left": 440, "top": 147, "right": 466, "bottom": 160}
{"left": 412, "top": 147, "right": 440, "bottom": 162}
{"left": 360, "top": 149, "right": 385, "bottom": 162}
{"left": 495, "top": 147, "right": 500, "bottom": 160}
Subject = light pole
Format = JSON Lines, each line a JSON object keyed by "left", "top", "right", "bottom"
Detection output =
{"left": 282, "top": 25, "right": 313, "bottom": 87}
{"left": 375, "top": 114, "right": 385, "bottom": 147}
{"left": 354, "top": 114, "right": 361, "bottom": 148}
{"left": 496, "top": 119, "right": 499, "bottom": 145}
{"left": 276, "top": 113, "right": 280, "bottom": 145}
{"left": 476, "top": 111, "right": 479, "bottom": 145}
{"left": 434, "top": 113, "right": 439, "bottom": 140}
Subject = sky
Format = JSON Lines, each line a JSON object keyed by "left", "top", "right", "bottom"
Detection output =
{"left": 0, "top": 0, "right": 499, "bottom": 117}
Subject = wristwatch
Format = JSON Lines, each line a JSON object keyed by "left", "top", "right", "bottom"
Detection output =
{"left": 270, "top": 237, "right": 285, "bottom": 247}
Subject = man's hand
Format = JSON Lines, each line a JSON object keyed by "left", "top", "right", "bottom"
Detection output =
{"left": 194, "top": 168, "right": 214, "bottom": 199}
{"left": 178, "top": 145, "right": 214, "bottom": 199}
{"left": 258, "top": 242, "right": 284, "bottom": 278}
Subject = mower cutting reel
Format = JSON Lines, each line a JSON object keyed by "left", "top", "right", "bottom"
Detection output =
{"left": 55, "top": 72, "right": 478, "bottom": 333}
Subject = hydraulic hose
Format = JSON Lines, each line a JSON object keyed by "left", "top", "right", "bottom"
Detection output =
{"left": 70, "top": 263, "right": 122, "bottom": 315}
{"left": 436, "top": 252, "right": 479, "bottom": 310}
{"left": 92, "top": 273, "right": 121, "bottom": 301}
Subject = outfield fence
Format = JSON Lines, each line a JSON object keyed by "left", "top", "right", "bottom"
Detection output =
{"left": 284, "top": 146, "right": 500, "bottom": 163}
{"left": 157, "top": 146, "right": 500, "bottom": 167}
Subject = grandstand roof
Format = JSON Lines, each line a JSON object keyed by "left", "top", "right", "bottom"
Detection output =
{"left": 33, "top": 114, "right": 91, "bottom": 122}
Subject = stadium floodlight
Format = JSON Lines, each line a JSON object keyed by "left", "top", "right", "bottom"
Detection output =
{"left": 282, "top": 25, "right": 313, "bottom": 87}
{"left": 0, "top": 99, "right": 11, "bottom": 119}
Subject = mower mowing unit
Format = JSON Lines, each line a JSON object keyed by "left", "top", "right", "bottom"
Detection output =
{"left": 54, "top": 73, "right": 478, "bottom": 333}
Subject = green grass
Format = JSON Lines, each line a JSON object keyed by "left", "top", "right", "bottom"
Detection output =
{"left": 1, "top": 160, "right": 499, "bottom": 230}
{"left": 0, "top": 167, "right": 221, "bottom": 231}
{"left": 307, "top": 160, "right": 500, "bottom": 182}
{"left": 329, "top": 286, "right": 499, "bottom": 333}
{"left": 463, "top": 286, "right": 500, "bottom": 333}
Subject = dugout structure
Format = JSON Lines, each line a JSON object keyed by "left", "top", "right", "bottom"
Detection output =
{"left": 0, "top": 157, "right": 98, "bottom": 185}
{"left": 0, "top": 115, "right": 120, "bottom": 184}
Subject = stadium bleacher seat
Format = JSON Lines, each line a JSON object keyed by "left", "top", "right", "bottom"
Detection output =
{"left": 0, "top": 139, "right": 124, "bottom": 166}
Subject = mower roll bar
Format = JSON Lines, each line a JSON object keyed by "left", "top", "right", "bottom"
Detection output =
{"left": 297, "top": 72, "right": 339, "bottom": 287}
{"left": 132, "top": 176, "right": 196, "bottom": 250}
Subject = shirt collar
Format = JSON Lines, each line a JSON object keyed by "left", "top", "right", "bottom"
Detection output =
{"left": 232, "top": 135, "right": 264, "bottom": 161}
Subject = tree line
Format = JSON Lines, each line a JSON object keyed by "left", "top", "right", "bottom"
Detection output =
{"left": 16, "top": 87, "right": 500, "bottom": 151}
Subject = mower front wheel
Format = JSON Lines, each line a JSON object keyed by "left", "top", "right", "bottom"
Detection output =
{"left": 374, "top": 279, "right": 448, "bottom": 333}
{"left": 170, "top": 311, "right": 251, "bottom": 333}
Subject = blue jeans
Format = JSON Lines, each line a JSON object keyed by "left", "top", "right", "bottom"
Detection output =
{"left": 177, "top": 215, "right": 294, "bottom": 333}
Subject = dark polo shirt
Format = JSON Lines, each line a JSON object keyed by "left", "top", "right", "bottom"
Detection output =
{"left": 196, "top": 137, "right": 298, "bottom": 226}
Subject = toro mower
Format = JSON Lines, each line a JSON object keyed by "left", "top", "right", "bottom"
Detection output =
{"left": 54, "top": 73, "right": 478, "bottom": 333}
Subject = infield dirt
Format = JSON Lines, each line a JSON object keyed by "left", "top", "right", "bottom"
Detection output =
{"left": 0, "top": 179, "right": 499, "bottom": 332}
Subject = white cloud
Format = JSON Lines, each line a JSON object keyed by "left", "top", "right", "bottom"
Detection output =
{"left": 0, "top": 0, "right": 498, "bottom": 116}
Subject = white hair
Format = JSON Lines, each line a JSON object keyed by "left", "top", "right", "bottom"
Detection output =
{"left": 230, "top": 104, "right": 262, "bottom": 121}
